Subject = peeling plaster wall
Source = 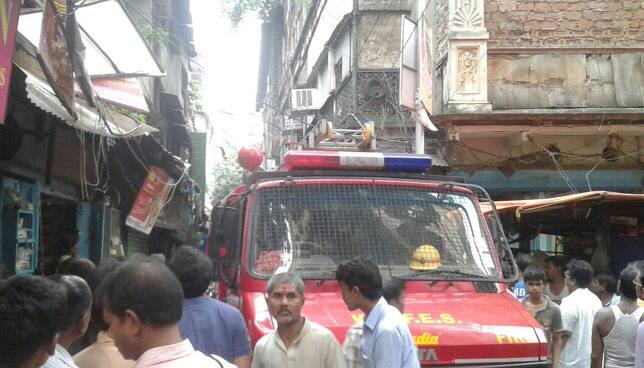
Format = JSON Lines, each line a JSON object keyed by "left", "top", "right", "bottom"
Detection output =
{"left": 488, "top": 53, "right": 644, "bottom": 109}
{"left": 447, "top": 135, "right": 644, "bottom": 170}
{"left": 358, "top": 13, "right": 402, "bottom": 69}
{"left": 434, "top": 0, "right": 449, "bottom": 62}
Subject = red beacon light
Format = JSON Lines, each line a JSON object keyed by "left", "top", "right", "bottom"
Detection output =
{"left": 238, "top": 147, "right": 264, "bottom": 172}
{"left": 282, "top": 150, "right": 432, "bottom": 173}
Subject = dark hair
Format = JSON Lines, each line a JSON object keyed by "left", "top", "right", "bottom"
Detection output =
{"left": 56, "top": 233, "right": 79, "bottom": 254}
{"left": 102, "top": 261, "right": 184, "bottom": 327}
{"left": 618, "top": 267, "right": 638, "bottom": 300}
{"left": 335, "top": 259, "right": 383, "bottom": 301}
{"left": 383, "top": 278, "right": 405, "bottom": 303}
{"left": 595, "top": 272, "right": 617, "bottom": 294}
{"left": 523, "top": 266, "right": 546, "bottom": 283}
{"left": 546, "top": 255, "right": 567, "bottom": 274}
{"left": 0, "top": 276, "right": 66, "bottom": 368}
{"left": 167, "top": 246, "right": 212, "bottom": 298}
{"left": 49, "top": 275, "right": 92, "bottom": 332}
{"left": 566, "top": 259, "right": 594, "bottom": 288}
{"left": 89, "top": 258, "right": 123, "bottom": 333}
{"left": 516, "top": 253, "right": 532, "bottom": 273}
{"left": 62, "top": 258, "right": 96, "bottom": 283}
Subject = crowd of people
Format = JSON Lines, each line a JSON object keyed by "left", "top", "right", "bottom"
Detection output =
{"left": 510, "top": 254, "right": 644, "bottom": 368}
{"left": 2, "top": 246, "right": 644, "bottom": 368}
{"left": 0, "top": 248, "right": 417, "bottom": 368}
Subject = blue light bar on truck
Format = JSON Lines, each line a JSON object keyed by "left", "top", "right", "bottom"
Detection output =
{"left": 283, "top": 151, "right": 432, "bottom": 173}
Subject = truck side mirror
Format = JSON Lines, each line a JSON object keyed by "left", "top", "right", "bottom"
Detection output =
{"left": 209, "top": 206, "right": 239, "bottom": 260}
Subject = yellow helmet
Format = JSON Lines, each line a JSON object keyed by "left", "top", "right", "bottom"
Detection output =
{"left": 409, "top": 244, "right": 442, "bottom": 271}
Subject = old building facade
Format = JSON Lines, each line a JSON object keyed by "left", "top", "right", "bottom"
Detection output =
{"left": 257, "top": 0, "right": 644, "bottom": 195}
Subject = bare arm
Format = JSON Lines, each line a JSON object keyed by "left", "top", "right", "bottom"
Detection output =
{"left": 591, "top": 318, "right": 604, "bottom": 368}
{"left": 559, "top": 330, "right": 570, "bottom": 352}
{"left": 233, "top": 355, "right": 251, "bottom": 368}
{"left": 551, "top": 332, "right": 562, "bottom": 368}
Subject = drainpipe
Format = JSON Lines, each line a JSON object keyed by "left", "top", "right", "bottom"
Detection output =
{"left": 352, "top": 0, "right": 358, "bottom": 112}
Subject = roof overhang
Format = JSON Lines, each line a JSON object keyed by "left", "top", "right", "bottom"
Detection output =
{"left": 482, "top": 191, "right": 644, "bottom": 237}
{"left": 22, "top": 67, "right": 157, "bottom": 137}
{"left": 18, "top": 0, "right": 164, "bottom": 77}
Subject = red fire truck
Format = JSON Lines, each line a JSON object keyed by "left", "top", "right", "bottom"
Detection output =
{"left": 208, "top": 150, "right": 548, "bottom": 367}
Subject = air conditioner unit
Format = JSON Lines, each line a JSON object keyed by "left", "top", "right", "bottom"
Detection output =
{"left": 291, "top": 89, "right": 319, "bottom": 111}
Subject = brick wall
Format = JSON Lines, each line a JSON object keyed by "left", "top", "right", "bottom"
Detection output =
{"left": 485, "top": 0, "right": 644, "bottom": 48}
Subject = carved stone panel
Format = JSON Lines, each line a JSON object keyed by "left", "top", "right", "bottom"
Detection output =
{"left": 446, "top": 41, "right": 491, "bottom": 112}
{"left": 452, "top": 0, "right": 483, "bottom": 28}
{"left": 457, "top": 48, "right": 479, "bottom": 94}
{"left": 450, "top": 0, "right": 485, "bottom": 30}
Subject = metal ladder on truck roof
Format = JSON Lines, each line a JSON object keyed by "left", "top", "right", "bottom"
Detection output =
{"left": 302, "top": 119, "right": 376, "bottom": 152}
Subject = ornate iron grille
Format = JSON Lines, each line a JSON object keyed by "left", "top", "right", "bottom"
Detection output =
{"left": 248, "top": 179, "right": 516, "bottom": 282}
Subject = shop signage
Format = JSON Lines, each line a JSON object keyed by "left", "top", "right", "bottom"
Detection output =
{"left": 38, "top": 0, "right": 76, "bottom": 118}
{"left": 126, "top": 166, "right": 174, "bottom": 234}
{"left": 0, "top": 0, "right": 21, "bottom": 124}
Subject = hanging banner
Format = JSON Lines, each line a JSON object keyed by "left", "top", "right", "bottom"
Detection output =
{"left": 38, "top": 0, "right": 76, "bottom": 119}
{"left": 0, "top": 0, "right": 21, "bottom": 124}
{"left": 399, "top": 15, "right": 417, "bottom": 110}
{"left": 418, "top": 10, "right": 433, "bottom": 114}
{"left": 126, "top": 166, "right": 174, "bottom": 234}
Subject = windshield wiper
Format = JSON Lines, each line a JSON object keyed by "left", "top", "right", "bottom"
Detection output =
{"left": 402, "top": 268, "right": 489, "bottom": 280}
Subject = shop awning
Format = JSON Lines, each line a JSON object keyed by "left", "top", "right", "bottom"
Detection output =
{"left": 482, "top": 191, "right": 644, "bottom": 237}
{"left": 18, "top": 0, "right": 164, "bottom": 77}
{"left": 22, "top": 67, "right": 157, "bottom": 137}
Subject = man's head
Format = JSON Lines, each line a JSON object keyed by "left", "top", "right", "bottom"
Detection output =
{"left": 515, "top": 253, "right": 532, "bottom": 276}
{"left": 49, "top": 275, "right": 92, "bottom": 347}
{"left": 167, "top": 245, "right": 213, "bottom": 298}
{"left": 545, "top": 256, "right": 567, "bottom": 282}
{"left": 0, "top": 276, "right": 66, "bottom": 368}
{"left": 617, "top": 267, "right": 638, "bottom": 301}
{"left": 265, "top": 272, "right": 305, "bottom": 328}
{"left": 591, "top": 272, "right": 617, "bottom": 299}
{"left": 628, "top": 261, "right": 644, "bottom": 301}
{"left": 383, "top": 278, "right": 405, "bottom": 312}
{"left": 523, "top": 266, "right": 546, "bottom": 300}
{"left": 101, "top": 260, "right": 184, "bottom": 360}
{"left": 88, "top": 258, "right": 123, "bottom": 334}
{"left": 335, "top": 259, "right": 382, "bottom": 311}
{"left": 565, "top": 259, "right": 594, "bottom": 290}
{"left": 61, "top": 258, "right": 96, "bottom": 284}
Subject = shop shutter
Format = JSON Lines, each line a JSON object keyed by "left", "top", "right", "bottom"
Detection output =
{"left": 126, "top": 228, "right": 149, "bottom": 256}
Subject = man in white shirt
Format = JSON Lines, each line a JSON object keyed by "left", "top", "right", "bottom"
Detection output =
{"left": 252, "top": 272, "right": 346, "bottom": 368}
{"left": 559, "top": 260, "right": 602, "bottom": 368}
{"left": 43, "top": 275, "right": 92, "bottom": 368}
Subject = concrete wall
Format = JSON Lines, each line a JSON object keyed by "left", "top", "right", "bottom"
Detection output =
{"left": 306, "top": 0, "right": 352, "bottom": 78}
{"left": 485, "top": 0, "right": 644, "bottom": 49}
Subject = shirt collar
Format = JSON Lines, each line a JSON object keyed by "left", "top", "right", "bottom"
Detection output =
{"left": 183, "top": 296, "right": 210, "bottom": 306}
{"left": 53, "top": 344, "right": 75, "bottom": 366}
{"left": 136, "top": 340, "right": 195, "bottom": 366}
{"left": 273, "top": 318, "right": 310, "bottom": 351}
{"left": 524, "top": 294, "right": 553, "bottom": 313}
{"left": 364, "top": 297, "right": 387, "bottom": 331}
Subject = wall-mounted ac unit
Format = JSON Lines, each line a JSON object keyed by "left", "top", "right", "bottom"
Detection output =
{"left": 291, "top": 89, "right": 319, "bottom": 111}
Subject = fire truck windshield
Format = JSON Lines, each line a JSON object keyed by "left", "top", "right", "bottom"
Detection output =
{"left": 248, "top": 182, "right": 501, "bottom": 281}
